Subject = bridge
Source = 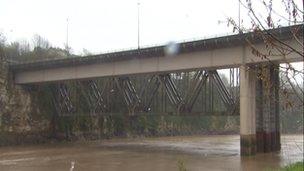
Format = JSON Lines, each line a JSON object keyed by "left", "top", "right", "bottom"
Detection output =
{"left": 9, "top": 25, "right": 303, "bottom": 156}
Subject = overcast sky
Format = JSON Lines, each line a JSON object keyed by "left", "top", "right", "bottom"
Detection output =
{"left": 1, "top": 0, "right": 303, "bottom": 80}
{"left": 0, "top": 0, "right": 255, "bottom": 54}
{"left": 0, "top": 0, "right": 303, "bottom": 55}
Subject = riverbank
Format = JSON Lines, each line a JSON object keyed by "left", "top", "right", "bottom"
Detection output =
{"left": 0, "top": 130, "right": 237, "bottom": 146}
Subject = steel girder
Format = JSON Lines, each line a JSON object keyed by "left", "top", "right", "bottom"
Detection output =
{"left": 78, "top": 80, "right": 108, "bottom": 114}
{"left": 208, "top": 70, "right": 235, "bottom": 112}
{"left": 183, "top": 71, "right": 208, "bottom": 112}
{"left": 139, "top": 76, "right": 160, "bottom": 112}
{"left": 51, "top": 83, "right": 75, "bottom": 116}
{"left": 158, "top": 74, "right": 183, "bottom": 109}
{"left": 47, "top": 69, "right": 238, "bottom": 116}
{"left": 115, "top": 77, "right": 141, "bottom": 113}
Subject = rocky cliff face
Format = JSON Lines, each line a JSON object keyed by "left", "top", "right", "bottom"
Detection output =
{"left": 0, "top": 57, "right": 51, "bottom": 145}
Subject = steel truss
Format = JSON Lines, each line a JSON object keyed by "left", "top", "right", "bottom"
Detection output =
{"left": 48, "top": 69, "right": 239, "bottom": 116}
{"left": 51, "top": 83, "right": 75, "bottom": 116}
{"left": 78, "top": 80, "right": 108, "bottom": 114}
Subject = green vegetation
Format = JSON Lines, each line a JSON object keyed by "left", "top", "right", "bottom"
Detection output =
{"left": 177, "top": 159, "right": 187, "bottom": 171}
{"left": 267, "top": 162, "right": 304, "bottom": 171}
{"left": 281, "top": 162, "right": 304, "bottom": 171}
{"left": 52, "top": 113, "right": 239, "bottom": 140}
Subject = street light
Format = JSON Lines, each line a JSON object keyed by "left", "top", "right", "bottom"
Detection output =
{"left": 137, "top": 2, "right": 140, "bottom": 49}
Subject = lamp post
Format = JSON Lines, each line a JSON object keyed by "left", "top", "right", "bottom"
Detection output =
{"left": 137, "top": 2, "right": 140, "bottom": 49}
{"left": 66, "top": 18, "right": 70, "bottom": 56}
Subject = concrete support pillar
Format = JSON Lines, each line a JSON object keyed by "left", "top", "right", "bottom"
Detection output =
{"left": 240, "top": 65, "right": 256, "bottom": 156}
{"left": 273, "top": 66, "right": 281, "bottom": 151}
{"left": 255, "top": 64, "right": 281, "bottom": 153}
{"left": 270, "top": 64, "right": 281, "bottom": 151}
{"left": 256, "top": 77, "right": 264, "bottom": 152}
{"left": 263, "top": 66, "right": 272, "bottom": 152}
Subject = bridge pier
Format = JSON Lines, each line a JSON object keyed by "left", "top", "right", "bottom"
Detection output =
{"left": 240, "top": 65, "right": 257, "bottom": 156}
{"left": 256, "top": 64, "right": 280, "bottom": 153}
{"left": 240, "top": 64, "right": 281, "bottom": 156}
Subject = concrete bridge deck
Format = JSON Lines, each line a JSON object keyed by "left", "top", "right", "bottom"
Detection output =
{"left": 10, "top": 25, "right": 303, "bottom": 84}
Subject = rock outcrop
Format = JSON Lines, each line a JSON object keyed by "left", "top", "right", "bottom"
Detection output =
{"left": 0, "top": 56, "right": 51, "bottom": 145}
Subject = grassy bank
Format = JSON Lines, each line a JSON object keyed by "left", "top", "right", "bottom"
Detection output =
{"left": 271, "top": 162, "right": 304, "bottom": 171}
{"left": 281, "top": 162, "right": 304, "bottom": 171}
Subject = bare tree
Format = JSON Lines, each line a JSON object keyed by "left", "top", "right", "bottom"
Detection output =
{"left": 228, "top": 0, "right": 303, "bottom": 105}
{"left": 32, "top": 34, "right": 50, "bottom": 49}
{"left": 0, "top": 32, "right": 6, "bottom": 47}
{"left": 82, "top": 48, "right": 92, "bottom": 56}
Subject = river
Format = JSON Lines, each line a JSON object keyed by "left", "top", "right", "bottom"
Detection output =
{"left": 0, "top": 134, "right": 302, "bottom": 171}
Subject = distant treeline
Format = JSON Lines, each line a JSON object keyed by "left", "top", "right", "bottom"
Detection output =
{"left": 0, "top": 33, "right": 83, "bottom": 62}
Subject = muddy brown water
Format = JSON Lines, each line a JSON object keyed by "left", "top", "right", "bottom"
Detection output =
{"left": 0, "top": 135, "right": 302, "bottom": 171}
